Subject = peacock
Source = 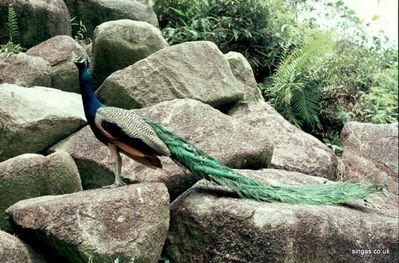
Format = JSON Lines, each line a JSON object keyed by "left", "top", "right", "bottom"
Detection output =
{"left": 74, "top": 56, "right": 381, "bottom": 205}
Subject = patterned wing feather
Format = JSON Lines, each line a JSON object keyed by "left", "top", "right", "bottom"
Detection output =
{"left": 95, "top": 107, "right": 171, "bottom": 157}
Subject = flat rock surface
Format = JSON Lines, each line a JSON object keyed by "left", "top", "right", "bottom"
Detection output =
{"left": 0, "top": 84, "right": 86, "bottom": 161}
{"left": 6, "top": 183, "right": 169, "bottom": 263}
{"left": 97, "top": 41, "right": 244, "bottom": 109}
{"left": 165, "top": 169, "right": 398, "bottom": 263}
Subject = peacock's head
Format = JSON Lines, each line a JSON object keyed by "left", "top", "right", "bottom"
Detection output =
{"left": 73, "top": 55, "right": 88, "bottom": 70}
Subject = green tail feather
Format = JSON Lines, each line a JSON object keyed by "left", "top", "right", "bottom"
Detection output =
{"left": 144, "top": 119, "right": 382, "bottom": 205}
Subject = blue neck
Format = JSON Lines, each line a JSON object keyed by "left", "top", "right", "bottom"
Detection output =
{"left": 78, "top": 65, "right": 103, "bottom": 121}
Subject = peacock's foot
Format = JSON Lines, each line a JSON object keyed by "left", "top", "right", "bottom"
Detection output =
{"left": 102, "top": 177, "right": 138, "bottom": 189}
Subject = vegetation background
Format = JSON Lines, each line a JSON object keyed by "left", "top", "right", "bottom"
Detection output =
{"left": 140, "top": 0, "right": 398, "bottom": 154}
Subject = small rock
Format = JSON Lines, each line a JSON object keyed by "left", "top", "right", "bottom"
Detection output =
{"left": 0, "top": 84, "right": 86, "bottom": 161}
{"left": 224, "top": 51, "right": 263, "bottom": 102}
{"left": 6, "top": 183, "right": 169, "bottom": 263}
{"left": 229, "top": 101, "right": 338, "bottom": 179}
{"left": 0, "top": 230, "right": 45, "bottom": 263}
{"left": 91, "top": 19, "right": 168, "bottom": 87}
{"left": 97, "top": 41, "right": 245, "bottom": 109}
{"left": 0, "top": 52, "right": 51, "bottom": 87}
{"left": 165, "top": 169, "right": 398, "bottom": 263}
{"left": 0, "top": 0, "right": 71, "bottom": 48}
{"left": 27, "top": 35, "right": 88, "bottom": 93}
{"left": 0, "top": 152, "right": 82, "bottom": 231}
{"left": 64, "top": 0, "right": 158, "bottom": 38}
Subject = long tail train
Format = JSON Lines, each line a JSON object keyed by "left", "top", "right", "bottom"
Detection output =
{"left": 144, "top": 119, "right": 382, "bottom": 205}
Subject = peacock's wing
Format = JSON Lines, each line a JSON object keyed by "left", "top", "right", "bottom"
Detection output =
{"left": 94, "top": 107, "right": 170, "bottom": 168}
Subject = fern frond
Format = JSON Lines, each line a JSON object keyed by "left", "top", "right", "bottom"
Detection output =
{"left": 7, "top": 4, "right": 19, "bottom": 42}
{"left": 268, "top": 31, "right": 333, "bottom": 128}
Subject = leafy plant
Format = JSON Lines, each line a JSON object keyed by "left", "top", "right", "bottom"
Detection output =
{"left": 0, "top": 4, "right": 24, "bottom": 57}
{"left": 6, "top": 4, "right": 19, "bottom": 42}
{"left": 263, "top": 31, "right": 333, "bottom": 129}
{"left": 147, "top": 0, "right": 303, "bottom": 80}
{"left": 71, "top": 17, "right": 89, "bottom": 45}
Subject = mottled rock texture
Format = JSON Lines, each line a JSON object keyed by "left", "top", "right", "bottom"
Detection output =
{"left": 97, "top": 41, "right": 245, "bottom": 109}
{"left": 0, "top": 84, "right": 86, "bottom": 161}
{"left": 6, "top": 183, "right": 169, "bottom": 263}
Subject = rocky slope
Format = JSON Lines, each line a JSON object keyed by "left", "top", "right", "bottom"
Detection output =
{"left": 0, "top": 1, "right": 397, "bottom": 262}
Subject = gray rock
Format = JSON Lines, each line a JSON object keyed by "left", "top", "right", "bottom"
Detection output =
{"left": 228, "top": 101, "right": 338, "bottom": 179}
{"left": 341, "top": 122, "right": 398, "bottom": 192}
{"left": 97, "top": 41, "right": 245, "bottom": 109}
{"left": 0, "top": 0, "right": 71, "bottom": 48}
{"left": 0, "top": 230, "right": 45, "bottom": 263}
{"left": 341, "top": 122, "right": 398, "bottom": 217}
{"left": 165, "top": 169, "right": 398, "bottom": 263}
{"left": 49, "top": 99, "right": 273, "bottom": 199}
{"left": 0, "top": 52, "right": 51, "bottom": 87}
{"left": 6, "top": 183, "right": 169, "bottom": 263}
{"left": 0, "top": 84, "right": 86, "bottom": 161}
{"left": 91, "top": 19, "right": 168, "bottom": 87}
{"left": 224, "top": 51, "right": 263, "bottom": 102}
{"left": 64, "top": 0, "right": 158, "bottom": 38}
{"left": 27, "top": 35, "right": 88, "bottom": 93}
{"left": 0, "top": 152, "right": 82, "bottom": 231}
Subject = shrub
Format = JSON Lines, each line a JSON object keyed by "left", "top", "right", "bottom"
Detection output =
{"left": 0, "top": 4, "right": 24, "bottom": 56}
{"left": 148, "top": 0, "right": 303, "bottom": 80}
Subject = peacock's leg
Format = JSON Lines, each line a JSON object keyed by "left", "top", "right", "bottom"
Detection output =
{"left": 108, "top": 143, "right": 125, "bottom": 186}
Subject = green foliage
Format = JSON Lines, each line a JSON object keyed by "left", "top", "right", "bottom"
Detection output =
{"left": 145, "top": 0, "right": 397, "bottom": 152}
{"left": 353, "top": 66, "right": 398, "bottom": 124}
{"left": 71, "top": 17, "right": 89, "bottom": 45}
{"left": 6, "top": 4, "right": 19, "bottom": 43}
{"left": 0, "top": 4, "right": 24, "bottom": 56}
{"left": 262, "top": 32, "right": 333, "bottom": 129}
{"left": 148, "top": 0, "right": 303, "bottom": 80}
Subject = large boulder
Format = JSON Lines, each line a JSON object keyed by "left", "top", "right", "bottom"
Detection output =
{"left": 341, "top": 122, "right": 399, "bottom": 216}
{"left": 91, "top": 19, "right": 168, "bottom": 87}
{"left": 0, "top": 84, "right": 86, "bottom": 161}
{"left": 27, "top": 35, "right": 88, "bottom": 93}
{"left": 341, "top": 122, "right": 398, "bottom": 195}
{"left": 229, "top": 101, "right": 338, "bottom": 179}
{"left": 224, "top": 51, "right": 263, "bottom": 102}
{"left": 165, "top": 169, "right": 398, "bottom": 263}
{"left": 0, "top": 52, "right": 51, "bottom": 87}
{"left": 6, "top": 183, "right": 169, "bottom": 263}
{"left": 0, "top": 231, "right": 45, "bottom": 263}
{"left": 0, "top": 152, "right": 82, "bottom": 231}
{"left": 0, "top": 0, "right": 71, "bottom": 48}
{"left": 49, "top": 99, "right": 273, "bottom": 198}
{"left": 64, "top": 0, "right": 158, "bottom": 38}
{"left": 97, "top": 41, "right": 245, "bottom": 109}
